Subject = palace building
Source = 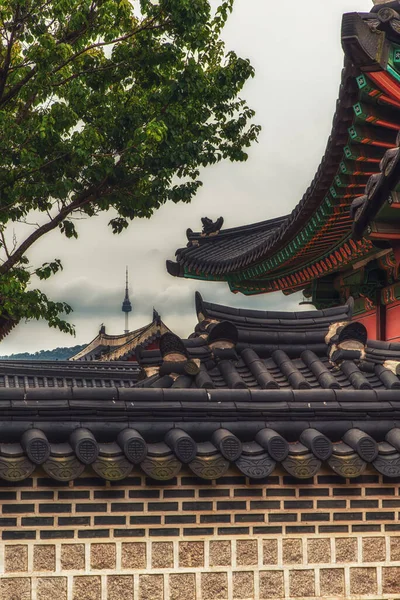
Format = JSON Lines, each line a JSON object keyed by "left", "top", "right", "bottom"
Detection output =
{"left": 70, "top": 309, "right": 170, "bottom": 362}
{"left": 3, "top": 3, "right": 400, "bottom": 600}
{"left": 167, "top": 1, "right": 400, "bottom": 344}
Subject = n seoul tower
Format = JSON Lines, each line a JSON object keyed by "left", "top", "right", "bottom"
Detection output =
{"left": 121, "top": 267, "right": 132, "bottom": 334}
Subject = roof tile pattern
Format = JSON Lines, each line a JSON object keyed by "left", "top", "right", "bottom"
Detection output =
{"left": 167, "top": 4, "right": 400, "bottom": 295}
{"left": 1, "top": 294, "right": 400, "bottom": 483}
{"left": 70, "top": 311, "right": 170, "bottom": 361}
{"left": 0, "top": 360, "right": 140, "bottom": 389}
{"left": 134, "top": 294, "right": 400, "bottom": 392}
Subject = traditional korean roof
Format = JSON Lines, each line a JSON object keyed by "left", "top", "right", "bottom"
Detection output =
{"left": 0, "top": 359, "right": 140, "bottom": 389}
{"left": 2, "top": 294, "right": 400, "bottom": 484}
{"left": 70, "top": 309, "right": 170, "bottom": 361}
{"left": 166, "top": 4, "right": 400, "bottom": 296}
{"left": 351, "top": 121, "right": 400, "bottom": 241}
{"left": 134, "top": 293, "right": 400, "bottom": 391}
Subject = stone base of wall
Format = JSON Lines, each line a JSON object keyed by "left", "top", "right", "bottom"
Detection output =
{"left": 2, "top": 467, "right": 400, "bottom": 599}
{"left": 2, "top": 537, "right": 400, "bottom": 599}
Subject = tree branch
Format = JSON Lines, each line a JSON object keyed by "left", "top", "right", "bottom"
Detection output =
{"left": 50, "top": 15, "right": 162, "bottom": 76}
{"left": 0, "top": 229, "right": 10, "bottom": 259}
{"left": 0, "top": 14, "right": 167, "bottom": 108}
{"left": 0, "top": 7, "right": 18, "bottom": 100}
{"left": 0, "top": 180, "right": 108, "bottom": 273}
{"left": 50, "top": 62, "right": 117, "bottom": 88}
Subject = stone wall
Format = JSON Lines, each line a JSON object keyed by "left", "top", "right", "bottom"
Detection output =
{"left": 2, "top": 466, "right": 400, "bottom": 599}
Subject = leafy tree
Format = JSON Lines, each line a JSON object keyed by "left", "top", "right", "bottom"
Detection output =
{"left": 0, "top": 0, "right": 259, "bottom": 335}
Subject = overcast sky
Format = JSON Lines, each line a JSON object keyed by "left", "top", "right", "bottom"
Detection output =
{"left": 1, "top": 0, "right": 372, "bottom": 355}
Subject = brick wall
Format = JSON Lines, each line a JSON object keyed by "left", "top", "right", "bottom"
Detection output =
{"left": 2, "top": 466, "right": 400, "bottom": 599}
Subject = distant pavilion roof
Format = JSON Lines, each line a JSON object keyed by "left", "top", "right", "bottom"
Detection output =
{"left": 70, "top": 310, "right": 170, "bottom": 361}
{"left": 0, "top": 358, "right": 140, "bottom": 389}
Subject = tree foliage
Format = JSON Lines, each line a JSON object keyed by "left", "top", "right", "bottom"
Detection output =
{"left": 0, "top": 0, "right": 259, "bottom": 333}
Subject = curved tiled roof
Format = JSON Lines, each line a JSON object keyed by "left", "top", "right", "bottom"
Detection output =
{"left": 0, "top": 359, "right": 140, "bottom": 389}
{"left": 1, "top": 294, "right": 400, "bottom": 483}
{"left": 167, "top": 5, "right": 400, "bottom": 295}
{"left": 351, "top": 137, "right": 400, "bottom": 239}
{"left": 195, "top": 292, "right": 353, "bottom": 328}
{"left": 0, "top": 422, "right": 399, "bottom": 483}
{"left": 179, "top": 215, "right": 289, "bottom": 274}
{"left": 134, "top": 294, "right": 400, "bottom": 390}
{"left": 168, "top": 60, "right": 359, "bottom": 279}
{"left": 70, "top": 312, "right": 170, "bottom": 361}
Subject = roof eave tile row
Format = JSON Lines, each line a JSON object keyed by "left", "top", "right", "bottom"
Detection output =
{"left": 1, "top": 423, "right": 400, "bottom": 483}
{"left": 167, "top": 7, "right": 400, "bottom": 293}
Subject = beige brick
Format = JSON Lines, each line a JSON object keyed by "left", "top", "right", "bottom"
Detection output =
{"left": 335, "top": 537, "right": 357, "bottom": 563}
{"left": 0, "top": 577, "right": 31, "bottom": 600}
{"left": 122, "top": 542, "right": 146, "bottom": 569}
{"left": 289, "top": 570, "right": 315, "bottom": 597}
{"left": 282, "top": 539, "right": 302, "bottom": 564}
{"left": 139, "top": 574, "right": 164, "bottom": 600}
{"left": 263, "top": 539, "right": 278, "bottom": 565}
{"left": 202, "top": 572, "right": 228, "bottom": 600}
{"left": 320, "top": 568, "right": 345, "bottom": 596}
{"left": 61, "top": 544, "right": 85, "bottom": 570}
{"left": 391, "top": 536, "right": 400, "bottom": 561}
{"left": 259, "top": 571, "right": 284, "bottom": 599}
{"left": 152, "top": 542, "right": 174, "bottom": 569}
{"left": 233, "top": 572, "right": 254, "bottom": 599}
{"left": 91, "top": 543, "right": 116, "bottom": 570}
{"left": 5, "top": 545, "right": 28, "bottom": 572}
{"left": 209, "top": 541, "right": 231, "bottom": 566}
{"left": 37, "top": 577, "right": 67, "bottom": 600}
{"left": 170, "top": 573, "right": 196, "bottom": 600}
{"left": 307, "top": 538, "right": 330, "bottom": 564}
{"left": 72, "top": 575, "right": 101, "bottom": 600}
{"left": 383, "top": 567, "right": 400, "bottom": 594}
{"left": 363, "top": 537, "right": 386, "bottom": 562}
{"left": 34, "top": 545, "right": 56, "bottom": 572}
{"left": 236, "top": 540, "right": 257, "bottom": 566}
{"left": 107, "top": 575, "right": 134, "bottom": 600}
{"left": 73, "top": 576, "right": 101, "bottom": 600}
{"left": 179, "top": 541, "right": 204, "bottom": 567}
{"left": 350, "top": 568, "right": 377, "bottom": 595}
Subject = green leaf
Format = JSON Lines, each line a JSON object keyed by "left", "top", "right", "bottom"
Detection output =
{"left": 0, "top": 0, "right": 258, "bottom": 336}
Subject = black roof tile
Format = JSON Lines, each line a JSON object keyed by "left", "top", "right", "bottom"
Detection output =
{"left": 0, "top": 294, "right": 399, "bottom": 482}
{"left": 166, "top": 7, "right": 400, "bottom": 299}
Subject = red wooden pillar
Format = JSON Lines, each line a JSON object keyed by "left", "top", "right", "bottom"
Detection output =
{"left": 386, "top": 300, "right": 400, "bottom": 343}
{"left": 377, "top": 301, "right": 386, "bottom": 342}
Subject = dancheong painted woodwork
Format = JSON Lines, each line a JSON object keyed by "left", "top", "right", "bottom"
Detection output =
{"left": 2, "top": 3, "right": 400, "bottom": 489}
{"left": 4, "top": 8, "right": 400, "bottom": 598}
{"left": 166, "top": 2, "right": 400, "bottom": 342}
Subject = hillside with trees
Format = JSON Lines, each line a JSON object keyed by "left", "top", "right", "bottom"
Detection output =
{"left": 0, "top": 344, "right": 86, "bottom": 361}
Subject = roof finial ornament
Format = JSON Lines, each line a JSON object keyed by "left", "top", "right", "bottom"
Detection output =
{"left": 153, "top": 307, "right": 161, "bottom": 326}
{"left": 121, "top": 266, "right": 132, "bottom": 334}
{"left": 201, "top": 216, "right": 224, "bottom": 236}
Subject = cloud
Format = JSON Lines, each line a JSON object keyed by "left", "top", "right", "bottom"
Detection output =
{"left": 0, "top": 0, "right": 371, "bottom": 354}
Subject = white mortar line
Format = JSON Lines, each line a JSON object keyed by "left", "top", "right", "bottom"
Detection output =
{"left": 377, "top": 564, "right": 383, "bottom": 597}
{"left": 101, "top": 573, "right": 107, "bottom": 600}
{"left": 67, "top": 574, "right": 73, "bottom": 600}
{"left": 227, "top": 567, "right": 233, "bottom": 600}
